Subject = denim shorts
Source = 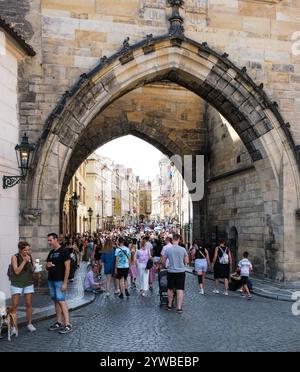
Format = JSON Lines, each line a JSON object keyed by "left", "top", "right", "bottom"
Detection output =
{"left": 48, "top": 281, "right": 66, "bottom": 302}
{"left": 10, "top": 285, "right": 34, "bottom": 296}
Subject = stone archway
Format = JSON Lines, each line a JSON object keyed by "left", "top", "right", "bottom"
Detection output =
{"left": 22, "top": 33, "right": 300, "bottom": 282}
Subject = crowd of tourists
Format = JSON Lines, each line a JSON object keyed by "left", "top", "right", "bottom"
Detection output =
{"left": 4, "top": 224, "right": 253, "bottom": 337}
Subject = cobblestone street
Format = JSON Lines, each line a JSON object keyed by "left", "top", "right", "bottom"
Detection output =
{"left": 1, "top": 273, "right": 299, "bottom": 352}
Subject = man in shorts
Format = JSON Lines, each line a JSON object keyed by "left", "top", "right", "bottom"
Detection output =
{"left": 46, "top": 233, "right": 72, "bottom": 334}
{"left": 162, "top": 234, "right": 189, "bottom": 313}
{"left": 115, "top": 237, "right": 131, "bottom": 299}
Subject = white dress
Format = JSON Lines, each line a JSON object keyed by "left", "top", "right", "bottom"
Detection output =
{"left": 136, "top": 249, "right": 150, "bottom": 291}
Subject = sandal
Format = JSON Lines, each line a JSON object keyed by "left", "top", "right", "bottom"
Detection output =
{"left": 176, "top": 309, "right": 183, "bottom": 314}
{"left": 166, "top": 305, "right": 172, "bottom": 311}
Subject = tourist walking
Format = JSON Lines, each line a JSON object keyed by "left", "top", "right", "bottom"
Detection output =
{"left": 192, "top": 240, "right": 210, "bottom": 295}
{"left": 136, "top": 240, "right": 151, "bottom": 296}
{"left": 161, "top": 234, "right": 189, "bottom": 313}
{"left": 9, "top": 241, "right": 37, "bottom": 335}
{"left": 66, "top": 238, "right": 78, "bottom": 282}
{"left": 93, "top": 238, "right": 103, "bottom": 274}
{"left": 129, "top": 245, "right": 138, "bottom": 289}
{"left": 115, "top": 237, "right": 131, "bottom": 299}
{"left": 102, "top": 238, "right": 116, "bottom": 296}
{"left": 239, "top": 252, "right": 253, "bottom": 300}
{"left": 160, "top": 237, "right": 172, "bottom": 269}
{"left": 153, "top": 238, "right": 163, "bottom": 272}
{"left": 212, "top": 239, "right": 232, "bottom": 296}
{"left": 87, "top": 238, "right": 94, "bottom": 263}
{"left": 46, "top": 233, "right": 72, "bottom": 334}
{"left": 144, "top": 236, "right": 155, "bottom": 291}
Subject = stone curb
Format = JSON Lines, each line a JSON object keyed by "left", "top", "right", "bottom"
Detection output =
{"left": 185, "top": 268, "right": 295, "bottom": 303}
{"left": 17, "top": 292, "right": 96, "bottom": 328}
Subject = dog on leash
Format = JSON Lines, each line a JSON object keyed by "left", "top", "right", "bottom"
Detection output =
{"left": 0, "top": 307, "right": 18, "bottom": 342}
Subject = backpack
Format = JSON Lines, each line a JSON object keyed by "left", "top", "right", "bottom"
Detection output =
{"left": 7, "top": 254, "right": 21, "bottom": 280}
{"left": 219, "top": 247, "right": 229, "bottom": 265}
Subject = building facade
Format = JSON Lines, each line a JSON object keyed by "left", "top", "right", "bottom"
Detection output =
{"left": 152, "top": 155, "right": 192, "bottom": 235}
{"left": 62, "top": 160, "right": 88, "bottom": 235}
{"left": 0, "top": 19, "right": 35, "bottom": 298}
{"left": 139, "top": 180, "right": 152, "bottom": 223}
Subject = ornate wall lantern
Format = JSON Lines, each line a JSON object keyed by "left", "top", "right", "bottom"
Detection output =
{"left": 3, "top": 133, "right": 35, "bottom": 189}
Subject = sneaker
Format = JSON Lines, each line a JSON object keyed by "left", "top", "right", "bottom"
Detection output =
{"left": 114, "top": 290, "right": 120, "bottom": 295}
{"left": 176, "top": 309, "right": 183, "bottom": 314}
{"left": 248, "top": 295, "right": 252, "bottom": 300}
{"left": 224, "top": 291, "right": 229, "bottom": 296}
{"left": 241, "top": 293, "right": 246, "bottom": 298}
{"left": 59, "top": 324, "right": 73, "bottom": 334}
{"left": 119, "top": 293, "right": 124, "bottom": 299}
{"left": 213, "top": 289, "right": 219, "bottom": 294}
{"left": 125, "top": 289, "right": 130, "bottom": 297}
{"left": 48, "top": 322, "right": 64, "bottom": 331}
{"left": 27, "top": 324, "right": 36, "bottom": 333}
{"left": 199, "top": 289, "right": 204, "bottom": 295}
{"left": 106, "top": 292, "right": 111, "bottom": 297}
{"left": 165, "top": 305, "right": 172, "bottom": 311}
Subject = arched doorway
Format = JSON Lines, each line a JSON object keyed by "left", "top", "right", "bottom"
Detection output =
{"left": 22, "top": 33, "right": 300, "bottom": 282}
{"left": 228, "top": 227, "right": 239, "bottom": 268}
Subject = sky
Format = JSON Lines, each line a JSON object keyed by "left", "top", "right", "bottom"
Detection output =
{"left": 96, "top": 135, "right": 164, "bottom": 180}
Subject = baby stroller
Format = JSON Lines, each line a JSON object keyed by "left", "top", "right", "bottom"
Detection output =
{"left": 158, "top": 269, "right": 176, "bottom": 307}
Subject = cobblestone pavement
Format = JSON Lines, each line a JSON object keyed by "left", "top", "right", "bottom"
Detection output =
{"left": 1, "top": 274, "right": 299, "bottom": 352}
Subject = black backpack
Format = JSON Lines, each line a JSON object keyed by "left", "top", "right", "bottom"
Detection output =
{"left": 7, "top": 254, "right": 33, "bottom": 280}
{"left": 7, "top": 254, "right": 21, "bottom": 280}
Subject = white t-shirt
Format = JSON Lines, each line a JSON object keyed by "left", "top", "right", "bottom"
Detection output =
{"left": 238, "top": 258, "right": 253, "bottom": 277}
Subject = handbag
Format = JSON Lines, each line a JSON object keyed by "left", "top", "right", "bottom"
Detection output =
{"left": 146, "top": 249, "right": 153, "bottom": 270}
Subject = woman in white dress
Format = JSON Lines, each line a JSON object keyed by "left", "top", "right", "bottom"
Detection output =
{"left": 136, "top": 240, "right": 151, "bottom": 296}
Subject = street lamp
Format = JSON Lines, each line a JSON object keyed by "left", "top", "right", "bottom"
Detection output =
{"left": 88, "top": 207, "right": 93, "bottom": 233}
{"left": 71, "top": 192, "right": 80, "bottom": 234}
{"left": 3, "top": 133, "right": 35, "bottom": 189}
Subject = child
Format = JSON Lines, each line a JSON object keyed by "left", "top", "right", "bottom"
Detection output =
{"left": 238, "top": 252, "right": 253, "bottom": 300}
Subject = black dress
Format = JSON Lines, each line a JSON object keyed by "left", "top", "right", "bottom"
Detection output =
{"left": 94, "top": 245, "right": 102, "bottom": 261}
{"left": 68, "top": 248, "right": 77, "bottom": 280}
{"left": 214, "top": 246, "right": 230, "bottom": 280}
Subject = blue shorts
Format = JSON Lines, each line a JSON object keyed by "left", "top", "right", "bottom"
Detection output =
{"left": 48, "top": 281, "right": 66, "bottom": 302}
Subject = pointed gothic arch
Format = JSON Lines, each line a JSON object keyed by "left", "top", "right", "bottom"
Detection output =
{"left": 22, "top": 31, "right": 300, "bottom": 282}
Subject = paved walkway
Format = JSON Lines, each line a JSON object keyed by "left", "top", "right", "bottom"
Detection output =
{"left": 1, "top": 273, "right": 300, "bottom": 352}
{"left": 5, "top": 264, "right": 299, "bottom": 330}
